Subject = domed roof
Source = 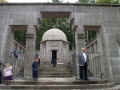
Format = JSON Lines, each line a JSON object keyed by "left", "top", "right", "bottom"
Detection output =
{"left": 42, "top": 28, "right": 67, "bottom": 42}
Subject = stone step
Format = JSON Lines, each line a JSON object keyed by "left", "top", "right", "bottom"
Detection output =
{"left": 0, "top": 78, "right": 116, "bottom": 89}
{"left": 39, "top": 64, "right": 72, "bottom": 72}
{"left": 0, "top": 84, "right": 114, "bottom": 90}
{"left": 39, "top": 74, "right": 73, "bottom": 77}
{"left": 39, "top": 72, "right": 73, "bottom": 77}
{"left": 39, "top": 67, "right": 72, "bottom": 72}
{"left": 39, "top": 71, "right": 72, "bottom": 74}
{"left": 0, "top": 81, "right": 114, "bottom": 89}
{"left": 39, "top": 64, "right": 73, "bottom": 77}
{"left": 10, "top": 79, "right": 110, "bottom": 85}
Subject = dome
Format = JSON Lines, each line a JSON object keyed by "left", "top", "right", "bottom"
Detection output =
{"left": 42, "top": 28, "right": 67, "bottom": 42}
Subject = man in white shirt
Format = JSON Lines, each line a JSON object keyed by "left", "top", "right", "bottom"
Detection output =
{"left": 78, "top": 48, "right": 89, "bottom": 80}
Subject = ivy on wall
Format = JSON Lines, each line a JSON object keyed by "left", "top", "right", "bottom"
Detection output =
{"left": 14, "top": 30, "right": 26, "bottom": 46}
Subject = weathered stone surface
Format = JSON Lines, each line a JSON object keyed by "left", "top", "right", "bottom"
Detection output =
{"left": 24, "top": 25, "right": 36, "bottom": 79}
{"left": 0, "top": 3, "right": 120, "bottom": 82}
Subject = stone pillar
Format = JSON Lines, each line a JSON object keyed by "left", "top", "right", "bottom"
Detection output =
{"left": 102, "top": 26, "right": 113, "bottom": 81}
{"left": 75, "top": 26, "right": 85, "bottom": 80}
{"left": 75, "top": 31, "right": 79, "bottom": 79}
{"left": 5, "top": 26, "right": 14, "bottom": 63}
{"left": 24, "top": 25, "right": 36, "bottom": 79}
{"left": 0, "top": 25, "right": 10, "bottom": 63}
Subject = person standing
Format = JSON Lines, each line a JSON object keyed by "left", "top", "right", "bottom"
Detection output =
{"left": 38, "top": 56, "right": 40, "bottom": 66}
{"left": 51, "top": 54, "right": 57, "bottom": 67}
{"left": 0, "top": 63, "right": 2, "bottom": 84}
{"left": 3, "top": 63, "right": 13, "bottom": 85}
{"left": 32, "top": 57, "right": 39, "bottom": 80}
{"left": 13, "top": 47, "right": 18, "bottom": 59}
{"left": 18, "top": 47, "right": 24, "bottom": 60}
{"left": 78, "top": 48, "right": 89, "bottom": 80}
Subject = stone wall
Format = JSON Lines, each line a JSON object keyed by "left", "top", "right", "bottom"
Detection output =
{"left": 0, "top": 3, "right": 120, "bottom": 81}
{"left": 70, "top": 5, "right": 120, "bottom": 81}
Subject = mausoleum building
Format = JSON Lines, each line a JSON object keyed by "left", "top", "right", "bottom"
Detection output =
{"left": 40, "top": 28, "right": 69, "bottom": 64}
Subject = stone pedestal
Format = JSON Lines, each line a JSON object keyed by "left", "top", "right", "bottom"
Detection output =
{"left": 24, "top": 25, "right": 36, "bottom": 79}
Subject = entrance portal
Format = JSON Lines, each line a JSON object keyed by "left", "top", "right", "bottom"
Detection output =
{"left": 52, "top": 50, "right": 57, "bottom": 60}
{"left": 51, "top": 50, "right": 57, "bottom": 67}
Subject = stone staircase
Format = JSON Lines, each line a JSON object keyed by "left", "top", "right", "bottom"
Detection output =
{"left": 39, "top": 62, "right": 73, "bottom": 77}
{"left": 0, "top": 78, "right": 119, "bottom": 90}
{"left": 1, "top": 61, "right": 120, "bottom": 90}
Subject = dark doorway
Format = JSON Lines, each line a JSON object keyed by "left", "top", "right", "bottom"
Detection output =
{"left": 51, "top": 50, "right": 57, "bottom": 67}
{"left": 52, "top": 50, "right": 57, "bottom": 61}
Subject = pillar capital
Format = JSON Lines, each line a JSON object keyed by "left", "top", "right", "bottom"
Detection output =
{"left": 26, "top": 25, "right": 36, "bottom": 39}
{"left": 27, "top": 25, "right": 35, "bottom": 33}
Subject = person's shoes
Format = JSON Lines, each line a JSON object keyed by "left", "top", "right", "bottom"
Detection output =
{"left": 33, "top": 78, "right": 38, "bottom": 81}
{"left": 85, "top": 78, "right": 88, "bottom": 80}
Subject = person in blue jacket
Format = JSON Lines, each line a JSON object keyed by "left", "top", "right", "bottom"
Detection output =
{"left": 32, "top": 56, "right": 39, "bottom": 80}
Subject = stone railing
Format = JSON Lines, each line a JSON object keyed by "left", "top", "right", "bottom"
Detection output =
{"left": 87, "top": 52, "right": 104, "bottom": 80}
{"left": 86, "top": 39, "right": 104, "bottom": 80}
{"left": 8, "top": 40, "right": 25, "bottom": 78}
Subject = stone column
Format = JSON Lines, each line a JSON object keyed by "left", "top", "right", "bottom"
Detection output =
{"left": 75, "top": 26, "right": 85, "bottom": 80}
{"left": 24, "top": 25, "right": 36, "bottom": 79}
{"left": 5, "top": 26, "right": 14, "bottom": 63}
{"left": 75, "top": 31, "right": 79, "bottom": 79}
{"left": 102, "top": 27, "right": 113, "bottom": 81}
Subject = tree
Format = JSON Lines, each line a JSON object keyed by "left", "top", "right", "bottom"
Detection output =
{"left": 89, "top": 0, "right": 96, "bottom": 3}
{"left": 36, "top": 17, "right": 74, "bottom": 50}
{"left": 78, "top": 0, "right": 89, "bottom": 3}
{"left": 51, "top": 0, "right": 62, "bottom": 3}
{"left": 111, "top": 0, "right": 119, "bottom": 4}
{"left": 78, "top": 0, "right": 120, "bottom": 4}
{"left": 96, "top": 0, "right": 112, "bottom": 3}
{"left": 14, "top": 30, "right": 26, "bottom": 46}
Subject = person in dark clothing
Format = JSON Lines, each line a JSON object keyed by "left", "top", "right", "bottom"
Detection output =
{"left": 51, "top": 58, "right": 57, "bottom": 67}
{"left": 0, "top": 70, "right": 2, "bottom": 84}
{"left": 13, "top": 48, "right": 18, "bottom": 58}
{"left": 38, "top": 56, "right": 40, "bottom": 66}
{"left": 32, "top": 57, "right": 39, "bottom": 80}
{"left": 51, "top": 53, "right": 57, "bottom": 67}
{"left": 0, "top": 63, "right": 2, "bottom": 84}
{"left": 78, "top": 48, "right": 89, "bottom": 80}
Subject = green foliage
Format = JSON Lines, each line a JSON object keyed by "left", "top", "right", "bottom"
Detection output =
{"left": 78, "top": 0, "right": 120, "bottom": 4}
{"left": 14, "top": 30, "right": 26, "bottom": 46}
{"left": 111, "top": 0, "right": 119, "bottom": 4}
{"left": 96, "top": 0, "right": 120, "bottom": 3}
{"left": 36, "top": 17, "right": 74, "bottom": 50}
{"left": 96, "top": 0, "right": 112, "bottom": 3}
{"left": 78, "top": 0, "right": 89, "bottom": 3}
{"left": 51, "top": 0, "right": 62, "bottom": 3}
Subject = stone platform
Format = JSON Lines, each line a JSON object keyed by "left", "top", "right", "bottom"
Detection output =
{"left": 0, "top": 77, "right": 118, "bottom": 90}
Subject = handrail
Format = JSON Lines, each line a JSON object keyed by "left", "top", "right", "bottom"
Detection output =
{"left": 87, "top": 52, "right": 104, "bottom": 80}
{"left": 86, "top": 39, "right": 97, "bottom": 48}
{"left": 14, "top": 40, "right": 25, "bottom": 49}
{"left": 9, "top": 40, "right": 25, "bottom": 77}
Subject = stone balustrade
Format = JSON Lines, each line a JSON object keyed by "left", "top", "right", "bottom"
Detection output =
{"left": 7, "top": 40, "right": 25, "bottom": 78}
{"left": 86, "top": 39, "right": 104, "bottom": 80}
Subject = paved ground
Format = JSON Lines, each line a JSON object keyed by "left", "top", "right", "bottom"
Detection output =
{"left": 14, "top": 77, "right": 76, "bottom": 82}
